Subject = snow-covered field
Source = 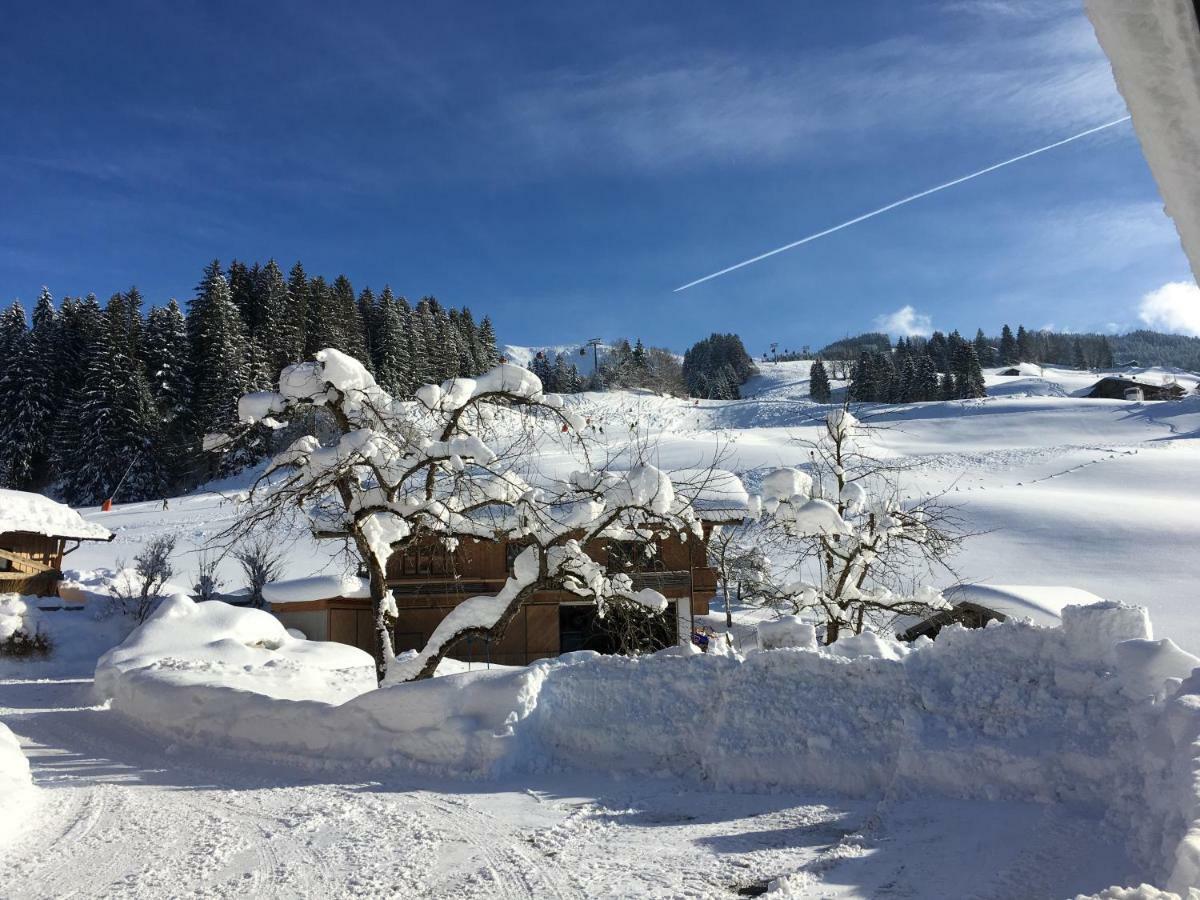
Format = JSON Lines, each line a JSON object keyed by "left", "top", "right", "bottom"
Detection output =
{"left": 4, "top": 359, "right": 1200, "bottom": 898}
{"left": 60, "top": 359, "right": 1200, "bottom": 651}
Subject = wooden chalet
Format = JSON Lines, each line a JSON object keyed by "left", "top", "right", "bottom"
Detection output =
{"left": 898, "top": 584, "right": 1106, "bottom": 642}
{"left": 1086, "top": 376, "right": 1185, "bottom": 402}
{"left": 0, "top": 490, "right": 113, "bottom": 596}
{"left": 268, "top": 470, "right": 750, "bottom": 664}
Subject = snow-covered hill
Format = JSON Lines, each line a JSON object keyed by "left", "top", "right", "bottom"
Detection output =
{"left": 65, "top": 360, "right": 1200, "bottom": 652}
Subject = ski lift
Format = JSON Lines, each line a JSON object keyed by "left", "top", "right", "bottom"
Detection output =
{"left": 561, "top": 423, "right": 569, "bottom": 433}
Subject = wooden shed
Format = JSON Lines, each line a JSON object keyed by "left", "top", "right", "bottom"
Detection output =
{"left": 0, "top": 490, "right": 113, "bottom": 596}
{"left": 1086, "top": 376, "right": 1184, "bottom": 401}
{"left": 268, "top": 469, "right": 749, "bottom": 665}
{"left": 898, "top": 584, "right": 1107, "bottom": 642}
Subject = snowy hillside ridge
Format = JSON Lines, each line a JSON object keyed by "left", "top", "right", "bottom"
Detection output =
{"left": 0, "top": 721, "right": 37, "bottom": 846}
{"left": 0, "top": 489, "right": 112, "bottom": 541}
{"left": 95, "top": 599, "right": 1200, "bottom": 892}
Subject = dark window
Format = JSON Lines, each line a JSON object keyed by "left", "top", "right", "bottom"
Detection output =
{"left": 398, "top": 544, "right": 453, "bottom": 577}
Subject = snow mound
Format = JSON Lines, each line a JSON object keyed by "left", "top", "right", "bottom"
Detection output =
{"left": 95, "top": 601, "right": 1200, "bottom": 891}
{"left": 263, "top": 575, "right": 371, "bottom": 605}
{"left": 0, "top": 722, "right": 36, "bottom": 845}
{"left": 96, "top": 596, "right": 376, "bottom": 704}
{"left": 0, "top": 489, "right": 112, "bottom": 541}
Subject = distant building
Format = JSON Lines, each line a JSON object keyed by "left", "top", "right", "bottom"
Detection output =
{"left": 1086, "top": 376, "right": 1184, "bottom": 401}
{"left": 268, "top": 469, "right": 750, "bottom": 664}
{"left": 898, "top": 584, "right": 1108, "bottom": 642}
{"left": 0, "top": 490, "right": 113, "bottom": 596}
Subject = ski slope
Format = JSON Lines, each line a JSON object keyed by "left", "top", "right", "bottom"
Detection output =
{"left": 63, "top": 359, "right": 1200, "bottom": 652}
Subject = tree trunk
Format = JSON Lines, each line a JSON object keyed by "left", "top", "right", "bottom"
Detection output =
{"left": 408, "top": 580, "right": 544, "bottom": 681}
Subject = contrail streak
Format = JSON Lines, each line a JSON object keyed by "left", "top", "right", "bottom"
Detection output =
{"left": 674, "top": 115, "right": 1132, "bottom": 292}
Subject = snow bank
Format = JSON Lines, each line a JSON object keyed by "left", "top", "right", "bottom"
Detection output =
{"left": 262, "top": 575, "right": 371, "bottom": 605}
{"left": 96, "top": 596, "right": 376, "bottom": 704}
{"left": 0, "top": 722, "right": 37, "bottom": 845}
{"left": 0, "top": 488, "right": 112, "bottom": 541}
{"left": 95, "top": 601, "right": 1200, "bottom": 891}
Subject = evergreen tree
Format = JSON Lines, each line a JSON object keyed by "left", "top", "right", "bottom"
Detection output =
{"left": 0, "top": 301, "right": 26, "bottom": 359}
{"left": 258, "top": 259, "right": 295, "bottom": 377}
{"left": 999, "top": 325, "right": 1017, "bottom": 364}
{"left": 0, "top": 292, "right": 57, "bottom": 488}
{"left": 926, "top": 331, "right": 949, "bottom": 373}
{"left": 330, "top": 274, "right": 369, "bottom": 364}
{"left": 56, "top": 302, "right": 165, "bottom": 504}
{"left": 1072, "top": 337, "right": 1088, "bottom": 370}
{"left": 952, "top": 342, "right": 987, "bottom": 398}
{"left": 188, "top": 261, "right": 252, "bottom": 454}
{"left": 477, "top": 316, "right": 500, "bottom": 368}
{"left": 284, "top": 261, "right": 309, "bottom": 363}
{"left": 913, "top": 355, "right": 939, "bottom": 401}
{"left": 1016, "top": 325, "right": 1033, "bottom": 363}
{"left": 144, "top": 300, "right": 192, "bottom": 426}
{"left": 974, "top": 328, "right": 995, "bottom": 367}
{"left": 808, "top": 358, "right": 831, "bottom": 403}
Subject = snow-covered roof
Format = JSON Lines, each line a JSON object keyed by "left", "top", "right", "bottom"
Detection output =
{"left": 944, "top": 584, "right": 1108, "bottom": 627}
{"left": 0, "top": 490, "right": 113, "bottom": 542}
{"left": 670, "top": 468, "right": 751, "bottom": 522}
{"left": 263, "top": 575, "right": 371, "bottom": 606}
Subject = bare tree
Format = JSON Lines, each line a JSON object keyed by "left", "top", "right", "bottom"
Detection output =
{"left": 110, "top": 535, "right": 177, "bottom": 623}
{"left": 234, "top": 534, "right": 285, "bottom": 608}
{"left": 193, "top": 551, "right": 225, "bottom": 603}
{"left": 707, "top": 519, "right": 777, "bottom": 628}
{"left": 212, "top": 349, "right": 722, "bottom": 684}
{"left": 754, "top": 403, "right": 964, "bottom": 643}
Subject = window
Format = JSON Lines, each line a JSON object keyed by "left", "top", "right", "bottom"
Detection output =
{"left": 608, "top": 540, "right": 663, "bottom": 572}
{"left": 397, "top": 544, "right": 453, "bottom": 577}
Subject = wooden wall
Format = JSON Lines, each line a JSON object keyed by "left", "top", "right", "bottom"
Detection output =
{"left": 0, "top": 533, "right": 65, "bottom": 597}
{"left": 293, "top": 529, "right": 724, "bottom": 662}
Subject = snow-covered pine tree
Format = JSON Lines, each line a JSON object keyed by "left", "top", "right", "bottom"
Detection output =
{"left": 304, "top": 276, "right": 333, "bottom": 358}
{"left": 1016, "top": 325, "right": 1033, "bottom": 363}
{"left": 999, "top": 324, "right": 1017, "bottom": 364}
{"left": 0, "top": 292, "right": 57, "bottom": 488}
{"left": 257, "top": 259, "right": 295, "bottom": 377}
{"left": 284, "top": 261, "right": 309, "bottom": 363}
{"left": 477, "top": 316, "right": 500, "bottom": 369}
{"left": 809, "top": 358, "right": 832, "bottom": 403}
{"left": 373, "top": 288, "right": 410, "bottom": 395}
{"left": 973, "top": 329, "right": 994, "bottom": 367}
{"left": 0, "top": 301, "right": 26, "bottom": 359}
{"left": 188, "top": 261, "right": 252, "bottom": 468}
{"left": 143, "top": 299, "right": 192, "bottom": 423}
{"left": 412, "top": 299, "right": 438, "bottom": 384}
{"left": 330, "top": 275, "right": 369, "bottom": 365}
{"left": 358, "top": 287, "right": 380, "bottom": 372}
{"left": 56, "top": 298, "right": 165, "bottom": 505}
{"left": 953, "top": 342, "right": 987, "bottom": 398}
{"left": 913, "top": 355, "right": 939, "bottom": 402}
{"left": 457, "top": 307, "right": 484, "bottom": 374}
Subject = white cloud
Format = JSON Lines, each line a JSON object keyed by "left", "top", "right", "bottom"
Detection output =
{"left": 875, "top": 305, "right": 933, "bottom": 337}
{"left": 493, "top": 6, "right": 1122, "bottom": 174}
{"left": 1137, "top": 281, "right": 1200, "bottom": 336}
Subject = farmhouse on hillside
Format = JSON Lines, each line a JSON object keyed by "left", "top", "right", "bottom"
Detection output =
{"left": 268, "top": 469, "right": 750, "bottom": 664}
{"left": 0, "top": 490, "right": 113, "bottom": 596}
{"left": 898, "top": 584, "right": 1107, "bottom": 642}
{"left": 1086, "top": 376, "right": 1185, "bottom": 401}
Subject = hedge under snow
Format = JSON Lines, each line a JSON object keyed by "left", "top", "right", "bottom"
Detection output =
{"left": 95, "top": 596, "right": 1200, "bottom": 894}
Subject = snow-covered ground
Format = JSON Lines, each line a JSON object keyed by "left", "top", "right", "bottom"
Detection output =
{"left": 6, "top": 359, "right": 1200, "bottom": 897}
{"left": 63, "top": 360, "right": 1200, "bottom": 650}
{"left": 4, "top": 595, "right": 1196, "bottom": 898}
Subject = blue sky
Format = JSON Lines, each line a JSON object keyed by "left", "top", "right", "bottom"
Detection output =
{"left": 1, "top": 0, "right": 1193, "bottom": 353}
